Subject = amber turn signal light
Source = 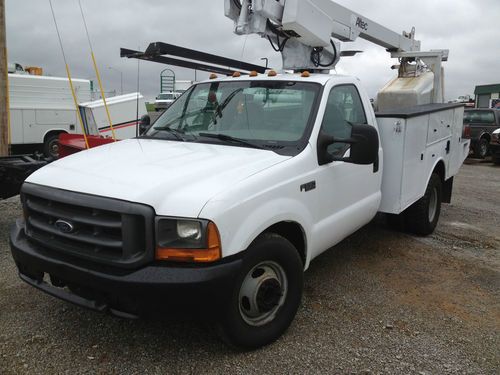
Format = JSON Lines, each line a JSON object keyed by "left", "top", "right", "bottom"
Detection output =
{"left": 155, "top": 222, "right": 221, "bottom": 263}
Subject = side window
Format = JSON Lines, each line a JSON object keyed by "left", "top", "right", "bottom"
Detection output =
{"left": 321, "top": 85, "right": 367, "bottom": 156}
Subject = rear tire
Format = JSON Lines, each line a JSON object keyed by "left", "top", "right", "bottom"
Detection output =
{"left": 473, "top": 138, "right": 489, "bottom": 159}
{"left": 405, "top": 173, "right": 442, "bottom": 235}
{"left": 216, "top": 233, "right": 303, "bottom": 349}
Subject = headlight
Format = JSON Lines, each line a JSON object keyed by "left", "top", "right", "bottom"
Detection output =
{"left": 492, "top": 131, "right": 500, "bottom": 142}
{"left": 155, "top": 218, "right": 221, "bottom": 263}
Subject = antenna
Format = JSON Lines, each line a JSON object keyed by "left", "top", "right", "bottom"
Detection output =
{"left": 48, "top": 0, "right": 89, "bottom": 150}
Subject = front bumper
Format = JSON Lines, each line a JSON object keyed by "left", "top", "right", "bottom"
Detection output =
{"left": 490, "top": 143, "right": 500, "bottom": 157}
{"left": 10, "top": 220, "right": 242, "bottom": 317}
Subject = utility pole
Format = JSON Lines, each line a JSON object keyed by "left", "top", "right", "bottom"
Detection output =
{"left": 0, "top": 0, "right": 9, "bottom": 156}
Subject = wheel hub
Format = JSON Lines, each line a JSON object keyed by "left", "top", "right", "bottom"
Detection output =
{"left": 256, "top": 278, "right": 282, "bottom": 313}
{"left": 238, "top": 261, "right": 287, "bottom": 327}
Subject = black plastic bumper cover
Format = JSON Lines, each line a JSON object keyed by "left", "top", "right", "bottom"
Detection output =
{"left": 10, "top": 220, "right": 242, "bottom": 317}
{"left": 490, "top": 143, "right": 500, "bottom": 156}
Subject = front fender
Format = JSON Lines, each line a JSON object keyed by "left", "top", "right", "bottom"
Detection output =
{"left": 200, "top": 197, "right": 313, "bottom": 267}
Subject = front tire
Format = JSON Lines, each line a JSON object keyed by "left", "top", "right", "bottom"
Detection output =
{"left": 405, "top": 173, "right": 442, "bottom": 235}
{"left": 217, "top": 233, "right": 303, "bottom": 349}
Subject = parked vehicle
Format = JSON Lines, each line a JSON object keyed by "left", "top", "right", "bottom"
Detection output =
{"left": 463, "top": 108, "right": 500, "bottom": 159}
{"left": 449, "top": 94, "right": 474, "bottom": 108}
{"left": 9, "top": 73, "right": 92, "bottom": 157}
{"left": 9, "top": 0, "right": 470, "bottom": 349}
{"left": 490, "top": 128, "right": 500, "bottom": 165}
{"left": 154, "top": 92, "right": 181, "bottom": 111}
{"left": 79, "top": 92, "right": 147, "bottom": 140}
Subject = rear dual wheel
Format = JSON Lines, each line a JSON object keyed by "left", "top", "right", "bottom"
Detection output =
{"left": 217, "top": 233, "right": 303, "bottom": 349}
{"left": 404, "top": 173, "right": 442, "bottom": 235}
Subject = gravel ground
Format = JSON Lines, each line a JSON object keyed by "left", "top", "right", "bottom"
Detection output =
{"left": 0, "top": 161, "right": 499, "bottom": 374}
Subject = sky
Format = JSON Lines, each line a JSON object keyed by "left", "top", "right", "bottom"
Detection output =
{"left": 6, "top": 0, "right": 500, "bottom": 102}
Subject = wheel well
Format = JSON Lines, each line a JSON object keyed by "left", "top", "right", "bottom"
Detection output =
{"left": 480, "top": 133, "right": 491, "bottom": 142}
{"left": 433, "top": 160, "right": 445, "bottom": 183}
{"left": 265, "top": 221, "right": 306, "bottom": 265}
{"left": 433, "top": 160, "right": 452, "bottom": 203}
{"left": 43, "top": 130, "right": 66, "bottom": 143}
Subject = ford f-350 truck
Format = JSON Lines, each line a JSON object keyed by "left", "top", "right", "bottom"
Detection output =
{"left": 9, "top": 0, "right": 470, "bottom": 348}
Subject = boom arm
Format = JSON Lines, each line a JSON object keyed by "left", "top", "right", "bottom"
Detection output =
{"left": 225, "top": 0, "right": 421, "bottom": 70}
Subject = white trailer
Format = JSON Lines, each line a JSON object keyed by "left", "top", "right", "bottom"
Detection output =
{"left": 79, "top": 93, "right": 147, "bottom": 140}
{"left": 8, "top": 73, "right": 92, "bottom": 156}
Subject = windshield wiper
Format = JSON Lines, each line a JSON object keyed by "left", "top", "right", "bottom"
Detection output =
{"left": 198, "top": 133, "right": 265, "bottom": 150}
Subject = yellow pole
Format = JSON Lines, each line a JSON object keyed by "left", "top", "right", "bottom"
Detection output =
{"left": 90, "top": 52, "right": 116, "bottom": 140}
{"left": 65, "top": 63, "right": 89, "bottom": 149}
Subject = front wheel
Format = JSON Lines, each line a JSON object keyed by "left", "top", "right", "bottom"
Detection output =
{"left": 217, "top": 233, "right": 303, "bottom": 349}
{"left": 405, "top": 173, "right": 442, "bottom": 235}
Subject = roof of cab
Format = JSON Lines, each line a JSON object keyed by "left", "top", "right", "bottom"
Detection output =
{"left": 199, "top": 72, "right": 348, "bottom": 86}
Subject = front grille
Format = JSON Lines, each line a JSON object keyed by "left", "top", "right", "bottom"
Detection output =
{"left": 22, "top": 183, "right": 155, "bottom": 268}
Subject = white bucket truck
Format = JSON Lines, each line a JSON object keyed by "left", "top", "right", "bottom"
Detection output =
{"left": 10, "top": 0, "right": 469, "bottom": 349}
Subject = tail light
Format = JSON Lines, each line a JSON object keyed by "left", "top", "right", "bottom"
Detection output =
{"left": 462, "top": 124, "right": 471, "bottom": 139}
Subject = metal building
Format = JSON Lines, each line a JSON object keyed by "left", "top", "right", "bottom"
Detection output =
{"left": 474, "top": 84, "right": 500, "bottom": 108}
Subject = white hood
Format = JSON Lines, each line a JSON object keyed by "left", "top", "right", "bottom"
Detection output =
{"left": 26, "top": 139, "right": 290, "bottom": 217}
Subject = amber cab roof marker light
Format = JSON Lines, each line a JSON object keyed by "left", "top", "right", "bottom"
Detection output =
{"left": 232, "top": 71, "right": 241, "bottom": 78}
{"left": 301, "top": 71, "right": 311, "bottom": 78}
{"left": 209, "top": 73, "right": 218, "bottom": 80}
{"left": 249, "top": 70, "right": 258, "bottom": 77}
{"left": 268, "top": 70, "right": 277, "bottom": 77}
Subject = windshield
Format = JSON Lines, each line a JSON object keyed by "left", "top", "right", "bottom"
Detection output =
{"left": 157, "top": 93, "right": 175, "bottom": 100}
{"left": 146, "top": 80, "right": 320, "bottom": 151}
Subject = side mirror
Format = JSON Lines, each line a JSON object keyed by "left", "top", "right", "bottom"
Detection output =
{"left": 139, "top": 114, "right": 151, "bottom": 135}
{"left": 317, "top": 124, "right": 379, "bottom": 166}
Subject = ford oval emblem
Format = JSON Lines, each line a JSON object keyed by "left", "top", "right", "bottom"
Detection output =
{"left": 55, "top": 219, "right": 75, "bottom": 234}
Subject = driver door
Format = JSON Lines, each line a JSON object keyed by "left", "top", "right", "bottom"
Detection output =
{"left": 311, "top": 83, "right": 381, "bottom": 259}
